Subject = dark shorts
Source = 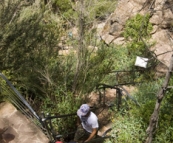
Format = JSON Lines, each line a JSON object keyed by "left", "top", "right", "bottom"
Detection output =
{"left": 74, "top": 124, "right": 90, "bottom": 142}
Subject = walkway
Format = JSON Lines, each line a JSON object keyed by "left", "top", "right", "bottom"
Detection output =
{"left": 0, "top": 102, "right": 49, "bottom": 143}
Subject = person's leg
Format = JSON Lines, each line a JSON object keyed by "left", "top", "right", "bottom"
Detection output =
{"left": 74, "top": 124, "right": 90, "bottom": 143}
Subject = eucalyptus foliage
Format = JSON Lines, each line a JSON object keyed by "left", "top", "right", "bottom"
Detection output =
{"left": 0, "top": 0, "right": 62, "bottom": 87}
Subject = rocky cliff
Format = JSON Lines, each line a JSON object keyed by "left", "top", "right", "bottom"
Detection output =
{"left": 101, "top": 0, "right": 173, "bottom": 68}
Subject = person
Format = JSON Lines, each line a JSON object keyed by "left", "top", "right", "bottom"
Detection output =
{"left": 74, "top": 104, "right": 99, "bottom": 143}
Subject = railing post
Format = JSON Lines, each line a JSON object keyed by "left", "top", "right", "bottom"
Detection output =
{"left": 116, "top": 88, "right": 122, "bottom": 111}
{"left": 40, "top": 112, "right": 55, "bottom": 143}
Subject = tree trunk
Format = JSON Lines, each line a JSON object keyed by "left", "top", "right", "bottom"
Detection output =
{"left": 72, "top": 0, "right": 85, "bottom": 93}
{"left": 145, "top": 55, "right": 173, "bottom": 143}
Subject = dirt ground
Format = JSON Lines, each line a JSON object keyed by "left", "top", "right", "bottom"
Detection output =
{"left": 85, "top": 89, "right": 116, "bottom": 135}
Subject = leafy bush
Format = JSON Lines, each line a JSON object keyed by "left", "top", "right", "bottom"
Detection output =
{"left": 84, "top": 0, "right": 117, "bottom": 21}
{"left": 153, "top": 77, "right": 173, "bottom": 142}
{"left": 123, "top": 14, "right": 152, "bottom": 41}
{"left": 41, "top": 90, "right": 81, "bottom": 134}
{"left": 0, "top": 0, "right": 64, "bottom": 97}
{"left": 105, "top": 113, "right": 146, "bottom": 143}
{"left": 54, "top": 0, "right": 72, "bottom": 12}
{"left": 123, "top": 13, "right": 153, "bottom": 56}
{"left": 104, "top": 77, "right": 173, "bottom": 143}
{"left": 154, "top": 126, "right": 173, "bottom": 143}
{"left": 131, "top": 81, "right": 162, "bottom": 123}
{"left": 131, "top": 79, "right": 173, "bottom": 142}
{"left": 122, "top": 13, "right": 158, "bottom": 82}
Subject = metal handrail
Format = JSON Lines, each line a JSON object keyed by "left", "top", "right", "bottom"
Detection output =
{"left": 41, "top": 112, "right": 77, "bottom": 142}
{"left": 0, "top": 72, "right": 80, "bottom": 143}
{"left": 96, "top": 83, "right": 140, "bottom": 110}
{"left": 0, "top": 72, "right": 79, "bottom": 143}
{"left": 0, "top": 72, "right": 55, "bottom": 141}
{"left": 0, "top": 72, "right": 40, "bottom": 120}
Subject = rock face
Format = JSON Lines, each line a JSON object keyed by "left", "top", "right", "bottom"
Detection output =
{"left": 101, "top": 0, "right": 173, "bottom": 68}
{"left": 0, "top": 102, "right": 49, "bottom": 143}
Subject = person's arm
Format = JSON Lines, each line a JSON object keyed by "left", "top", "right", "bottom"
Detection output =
{"left": 84, "top": 128, "right": 97, "bottom": 142}
{"left": 76, "top": 116, "right": 81, "bottom": 126}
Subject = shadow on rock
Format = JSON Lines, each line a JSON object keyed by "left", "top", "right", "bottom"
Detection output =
{"left": 0, "top": 128, "right": 15, "bottom": 143}
{"left": 3, "top": 133, "right": 15, "bottom": 142}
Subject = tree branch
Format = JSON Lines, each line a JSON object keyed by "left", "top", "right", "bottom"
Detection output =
{"left": 145, "top": 54, "right": 173, "bottom": 143}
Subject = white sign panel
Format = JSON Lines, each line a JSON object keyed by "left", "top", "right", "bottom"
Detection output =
{"left": 135, "top": 56, "right": 148, "bottom": 68}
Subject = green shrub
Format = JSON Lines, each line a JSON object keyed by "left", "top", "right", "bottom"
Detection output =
{"left": 41, "top": 90, "right": 81, "bottom": 134}
{"left": 123, "top": 13, "right": 153, "bottom": 56}
{"left": 131, "top": 81, "right": 162, "bottom": 123}
{"left": 131, "top": 79, "right": 173, "bottom": 142}
{"left": 154, "top": 80, "right": 173, "bottom": 142}
{"left": 105, "top": 113, "right": 146, "bottom": 143}
{"left": 154, "top": 126, "right": 173, "bottom": 143}
{"left": 54, "top": 0, "right": 72, "bottom": 12}
{"left": 123, "top": 14, "right": 152, "bottom": 42}
{"left": 93, "top": 0, "right": 117, "bottom": 20}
